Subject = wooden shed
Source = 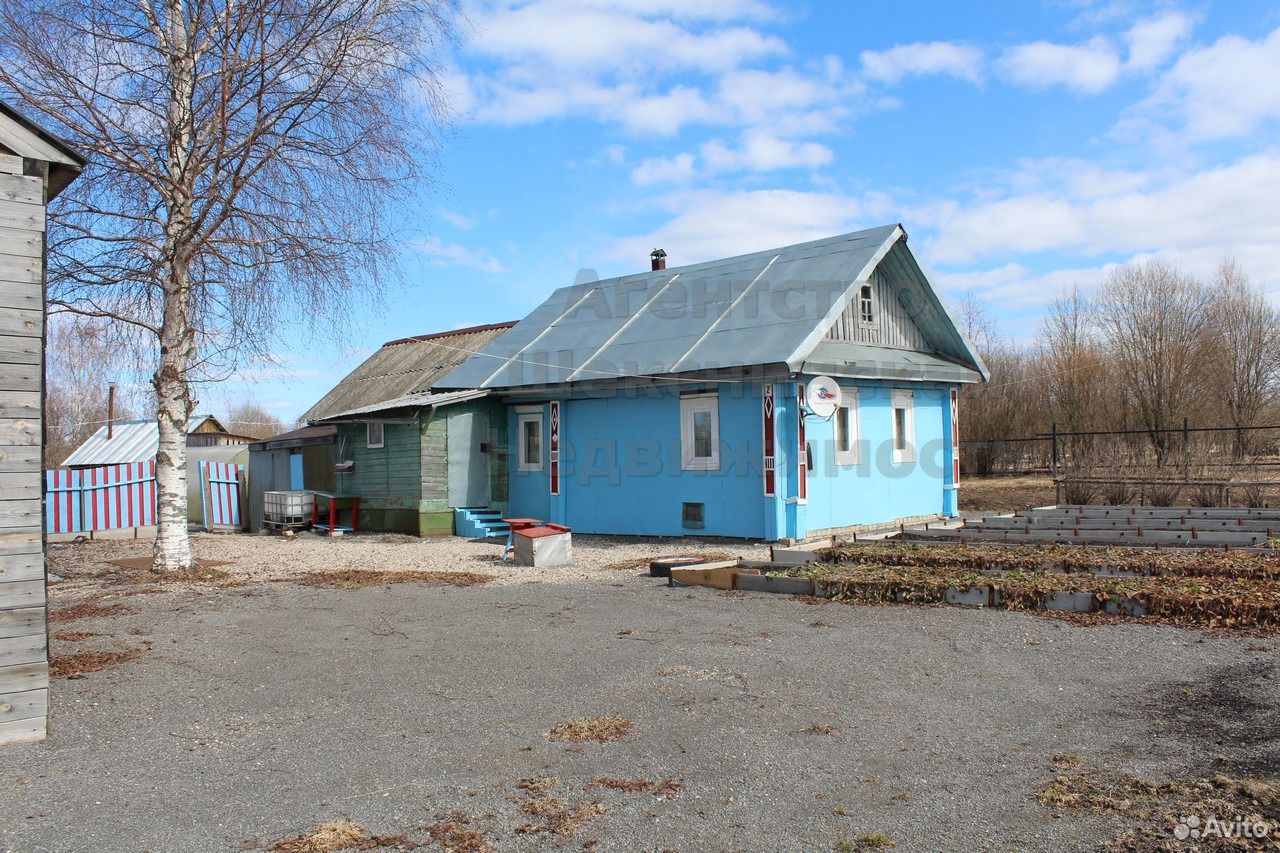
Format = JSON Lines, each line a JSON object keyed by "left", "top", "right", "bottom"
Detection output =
{"left": 0, "top": 102, "right": 84, "bottom": 745}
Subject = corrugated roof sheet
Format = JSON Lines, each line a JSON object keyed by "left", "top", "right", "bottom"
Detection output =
{"left": 311, "top": 389, "right": 489, "bottom": 422}
{"left": 436, "top": 225, "right": 986, "bottom": 390}
{"left": 62, "top": 419, "right": 158, "bottom": 466}
{"left": 301, "top": 322, "right": 516, "bottom": 422}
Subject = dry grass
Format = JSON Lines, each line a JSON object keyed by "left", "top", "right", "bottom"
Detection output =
{"left": 49, "top": 648, "right": 142, "bottom": 678}
{"left": 421, "top": 812, "right": 488, "bottom": 853}
{"left": 547, "top": 715, "right": 632, "bottom": 743}
{"left": 515, "top": 798, "right": 606, "bottom": 841}
{"left": 1035, "top": 757, "right": 1280, "bottom": 852}
{"left": 590, "top": 777, "right": 682, "bottom": 799}
{"left": 48, "top": 601, "right": 130, "bottom": 624}
{"left": 804, "top": 723, "right": 840, "bottom": 736}
{"left": 517, "top": 777, "right": 559, "bottom": 795}
{"left": 293, "top": 570, "right": 495, "bottom": 589}
{"left": 267, "top": 820, "right": 369, "bottom": 853}
{"left": 52, "top": 631, "right": 98, "bottom": 642}
{"left": 603, "top": 551, "right": 733, "bottom": 571}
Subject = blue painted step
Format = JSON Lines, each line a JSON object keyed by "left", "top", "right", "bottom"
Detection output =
{"left": 453, "top": 506, "right": 511, "bottom": 539}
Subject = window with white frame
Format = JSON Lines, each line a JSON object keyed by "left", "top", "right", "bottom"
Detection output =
{"left": 367, "top": 421, "right": 384, "bottom": 449}
{"left": 833, "top": 389, "right": 859, "bottom": 466}
{"left": 891, "top": 389, "right": 915, "bottom": 464}
{"left": 858, "top": 284, "right": 874, "bottom": 325}
{"left": 517, "top": 409, "right": 543, "bottom": 472}
{"left": 680, "top": 393, "right": 720, "bottom": 471}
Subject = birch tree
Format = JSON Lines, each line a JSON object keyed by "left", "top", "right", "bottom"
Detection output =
{"left": 0, "top": 0, "right": 452, "bottom": 570}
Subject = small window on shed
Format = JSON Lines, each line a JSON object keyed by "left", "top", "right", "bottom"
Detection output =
{"left": 858, "top": 284, "right": 874, "bottom": 325}
{"left": 367, "top": 421, "right": 384, "bottom": 449}
{"left": 682, "top": 502, "right": 705, "bottom": 530}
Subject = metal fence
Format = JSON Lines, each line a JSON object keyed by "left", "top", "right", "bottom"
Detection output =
{"left": 45, "top": 460, "right": 244, "bottom": 533}
{"left": 45, "top": 462, "right": 157, "bottom": 534}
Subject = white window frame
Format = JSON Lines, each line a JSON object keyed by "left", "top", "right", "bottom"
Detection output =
{"left": 680, "top": 393, "right": 720, "bottom": 471}
{"left": 833, "top": 388, "right": 860, "bottom": 466}
{"left": 891, "top": 389, "right": 915, "bottom": 464}
{"left": 858, "top": 283, "right": 874, "bottom": 326}
{"left": 516, "top": 407, "right": 544, "bottom": 472}
{"left": 366, "top": 421, "right": 384, "bottom": 449}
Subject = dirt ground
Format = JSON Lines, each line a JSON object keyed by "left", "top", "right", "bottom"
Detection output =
{"left": 5, "top": 535, "right": 1278, "bottom": 853}
{"left": 960, "top": 475, "right": 1057, "bottom": 513}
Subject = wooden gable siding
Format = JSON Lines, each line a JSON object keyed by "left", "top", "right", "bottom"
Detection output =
{"left": 824, "top": 268, "right": 930, "bottom": 351}
{"left": 0, "top": 155, "right": 49, "bottom": 745}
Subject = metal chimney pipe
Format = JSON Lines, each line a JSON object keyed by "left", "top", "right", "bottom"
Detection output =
{"left": 107, "top": 384, "right": 115, "bottom": 439}
{"left": 650, "top": 248, "right": 667, "bottom": 271}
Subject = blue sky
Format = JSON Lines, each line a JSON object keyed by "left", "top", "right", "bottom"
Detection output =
{"left": 210, "top": 0, "right": 1280, "bottom": 424}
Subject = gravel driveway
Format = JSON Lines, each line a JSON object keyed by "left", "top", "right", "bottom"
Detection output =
{"left": 5, "top": 537, "right": 1278, "bottom": 853}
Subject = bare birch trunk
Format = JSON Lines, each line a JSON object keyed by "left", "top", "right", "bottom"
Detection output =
{"left": 152, "top": 0, "right": 197, "bottom": 572}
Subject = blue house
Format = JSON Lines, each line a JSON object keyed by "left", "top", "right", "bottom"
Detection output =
{"left": 436, "top": 224, "right": 987, "bottom": 542}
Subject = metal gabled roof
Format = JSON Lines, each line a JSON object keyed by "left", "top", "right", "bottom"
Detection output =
{"left": 301, "top": 322, "right": 516, "bottom": 423}
{"left": 436, "top": 225, "right": 986, "bottom": 390}
{"left": 61, "top": 419, "right": 158, "bottom": 466}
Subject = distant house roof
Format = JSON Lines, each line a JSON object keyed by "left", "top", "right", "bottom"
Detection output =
{"left": 437, "top": 225, "right": 987, "bottom": 391}
{"left": 0, "top": 101, "right": 85, "bottom": 199}
{"left": 62, "top": 415, "right": 260, "bottom": 465}
{"left": 62, "top": 420, "right": 159, "bottom": 467}
{"left": 301, "top": 322, "right": 516, "bottom": 422}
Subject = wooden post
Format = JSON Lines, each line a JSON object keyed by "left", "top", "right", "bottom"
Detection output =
{"left": 1182, "top": 417, "right": 1190, "bottom": 482}
{"left": 1050, "top": 422, "right": 1059, "bottom": 479}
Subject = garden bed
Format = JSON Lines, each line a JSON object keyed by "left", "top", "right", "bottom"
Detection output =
{"left": 815, "top": 541, "right": 1280, "bottom": 581}
{"left": 780, "top": 561, "right": 1280, "bottom": 633}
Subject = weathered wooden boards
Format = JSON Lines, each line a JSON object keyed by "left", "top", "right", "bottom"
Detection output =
{"left": 0, "top": 153, "right": 48, "bottom": 745}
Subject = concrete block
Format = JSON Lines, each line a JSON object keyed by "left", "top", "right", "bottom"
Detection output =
{"left": 734, "top": 574, "right": 814, "bottom": 596}
{"left": 944, "top": 585, "right": 991, "bottom": 607}
{"left": 1103, "top": 595, "right": 1148, "bottom": 617}
{"left": 1044, "top": 590, "right": 1095, "bottom": 613}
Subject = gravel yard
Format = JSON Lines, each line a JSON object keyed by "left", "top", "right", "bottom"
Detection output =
{"left": 5, "top": 534, "right": 1278, "bottom": 853}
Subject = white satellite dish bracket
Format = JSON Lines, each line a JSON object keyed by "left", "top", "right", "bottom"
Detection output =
{"left": 804, "top": 375, "right": 842, "bottom": 418}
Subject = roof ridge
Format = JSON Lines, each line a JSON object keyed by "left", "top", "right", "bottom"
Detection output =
{"left": 381, "top": 320, "right": 517, "bottom": 348}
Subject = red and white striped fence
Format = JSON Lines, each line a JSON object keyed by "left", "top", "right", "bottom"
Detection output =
{"left": 44, "top": 462, "right": 156, "bottom": 534}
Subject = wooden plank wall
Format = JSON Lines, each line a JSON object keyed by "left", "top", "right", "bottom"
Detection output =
{"left": 0, "top": 152, "right": 49, "bottom": 745}
{"left": 824, "top": 268, "right": 930, "bottom": 351}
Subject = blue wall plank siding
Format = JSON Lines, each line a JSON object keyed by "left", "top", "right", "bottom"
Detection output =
{"left": 506, "top": 379, "right": 960, "bottom": 540}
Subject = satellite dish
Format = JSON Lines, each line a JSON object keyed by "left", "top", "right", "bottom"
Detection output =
{"left": 805, "top": 375, "right": 842, "bottom": 418}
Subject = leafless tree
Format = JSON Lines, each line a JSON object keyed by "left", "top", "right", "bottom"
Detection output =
{"left": 44, "top": 317, "right": 147, "bottom": 465}
{"left": 1, "top": 0, "right": 453, "bottom": 569}
{"left": 225, "top": 401, "right": 283, "bottom": 440}
{"left": 1093, "top": 261, "right": 1213, "bottom": 466}
{"left": 1206, "top": 258, "right": 1280, "bottom": 458}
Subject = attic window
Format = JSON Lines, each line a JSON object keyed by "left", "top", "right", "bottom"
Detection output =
{"left": 367, "top": 421, "right": 384, "bottom": 449}
{"left": 858, "top": 284, "right": 874, "bottom": 326}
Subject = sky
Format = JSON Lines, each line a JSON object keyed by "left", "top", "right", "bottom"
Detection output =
{"left": 207, "top": 0, "right": 1280, "bottom": 425}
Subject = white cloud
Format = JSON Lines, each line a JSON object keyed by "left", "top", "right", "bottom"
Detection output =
{"left": 701, "top": 130, "right": 833, "bottom": 172}
{"left": 922, "top": 151, "right": 1280, "bottom": 274}
{"left": 607, "top": 188, "right": 871, "bottom": 264}
{"left": 1124, "top": 11, "right": 1193, "bottom": 71}
{"left": 1137, "top": 26, "right": 1280, "bottom": 141}
{"left": 631, "top": 152, "right": 696, "bottom": 186}
{"left": 413, "top": 235, "right": 508, "bottom": 273}
{"left": 436, "top": 208, "right": 475, "bottom": 230}
{"left": 998, "top": 37, "right": 1122, "bottom": 94}
{"left": 859, "top": 41, "right": 984, "bottom": 84}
